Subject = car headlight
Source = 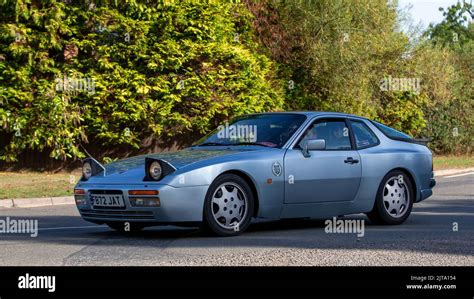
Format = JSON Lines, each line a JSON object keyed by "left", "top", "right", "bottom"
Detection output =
{"left": 144, "top": 158, "right": 176, "bottom": 181}
{"left": 149, "top": 161, "right": 162, "bottom": 180}
{"left": 82, "top": 162, "right": 92, "bottom": 179}
{"left": 81, "top": 158, "right": 105, "bottom": 181}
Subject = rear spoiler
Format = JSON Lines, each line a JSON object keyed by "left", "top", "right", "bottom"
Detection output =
{"left": 411, "top": 138, "right": 431, "bottom": 146}
{"left": 389, "top": 137, "right": 431, "bottom": 145}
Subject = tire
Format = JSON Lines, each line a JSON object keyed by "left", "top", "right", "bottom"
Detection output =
{"left": 366, "top": 170, "right": 414, "bottom": 225}
{"left": 203, "top": 174, "right": 254, "bottom": 236}
{"left": 107, "top": 222, "right": 144, "bottom": 233}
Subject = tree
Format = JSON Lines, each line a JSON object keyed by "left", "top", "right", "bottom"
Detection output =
{"left": 0, "top": 0, "right": 284, "bottom": 162}
{"left": 422, "top": 1, "right": 473, "bottom": 153}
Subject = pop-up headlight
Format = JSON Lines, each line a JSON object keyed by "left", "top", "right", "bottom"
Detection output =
{"left": 144, "top": 158, "right": 176, "bottom": 181}
{"left": 81, "top": 158, "right": 105, "bottom": 181}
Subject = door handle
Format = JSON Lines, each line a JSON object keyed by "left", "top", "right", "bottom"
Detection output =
{"left": 344, "top": 157, "right": 359, "bottom": 164}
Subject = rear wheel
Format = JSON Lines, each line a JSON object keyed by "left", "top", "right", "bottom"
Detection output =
{"left": 107, "top": 222, "right": 144, "bottom": 233}
{"left": 203, "top": 174, "right": 254, "bottom": 236}
{"left": 366, "top": 170, "right": 414, "bottom": 225}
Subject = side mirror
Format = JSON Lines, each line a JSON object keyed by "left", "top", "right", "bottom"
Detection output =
{"left": 302, "top": 139, "right": 326, "bottom": 158}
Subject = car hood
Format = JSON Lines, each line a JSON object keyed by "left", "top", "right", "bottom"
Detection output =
{"left": 103, "top": 148, "right": 257, "bottom": 176}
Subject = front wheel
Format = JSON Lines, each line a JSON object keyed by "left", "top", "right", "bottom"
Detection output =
{"left": 366, "top": 170, "right": 414, "bottom": 225}
{"left": 203, "top": 174, "right": 254, "bottom": 236}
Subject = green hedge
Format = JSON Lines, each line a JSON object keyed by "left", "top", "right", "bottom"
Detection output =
{"left": 0, "top": 0, "right": 472, "bottom": 164}
{"left": 0, "top": 0, "right": 284, "bottom": 162}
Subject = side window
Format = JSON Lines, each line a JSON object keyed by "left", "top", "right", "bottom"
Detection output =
{"left": 372, "top": 121, "right": 412, "bottom": 140}
{"left": 350, "top": 120, "right": 379, "bottom": 149}
{"left": 299, "top": 120, "right": 351, "bottom": 150}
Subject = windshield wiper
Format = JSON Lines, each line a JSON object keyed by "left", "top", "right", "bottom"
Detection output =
{"left": 228, "top": 142, "right": 272, "bottom": 147}
{"left": 196, "top": 142, "right": 225, "bottom": 146}
{"left": 196, "top": 142, "right": 273, "bottom": 147}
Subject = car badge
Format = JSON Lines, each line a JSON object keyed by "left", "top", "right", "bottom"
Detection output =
{"left": 272, "top": 161, "right": 282, "bottom": 176}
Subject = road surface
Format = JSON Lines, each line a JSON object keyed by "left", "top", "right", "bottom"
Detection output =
{"left": 0, "top": 173, "right": 472, "bottom": 266}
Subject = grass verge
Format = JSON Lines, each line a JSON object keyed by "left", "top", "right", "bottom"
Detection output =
{"left": 433, "top": 155, "right": 474, "bottom": 171}
{"left": 0, "top": 171, "right": 81, "bottom": 200}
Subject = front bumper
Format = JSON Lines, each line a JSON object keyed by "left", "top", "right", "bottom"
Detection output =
{"left": 74, "top": 183, "right": 208, "bottom": 224}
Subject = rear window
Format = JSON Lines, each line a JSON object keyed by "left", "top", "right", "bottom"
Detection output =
{"left": 350, "top": 120, "right": 379, "bottom": 149}
{"left": 371, "top": 121, "right": 412, "bottom": 140}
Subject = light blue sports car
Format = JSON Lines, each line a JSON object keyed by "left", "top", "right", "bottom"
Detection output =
{"left": 74, "top": 112, "right": 436, "bottom": 236}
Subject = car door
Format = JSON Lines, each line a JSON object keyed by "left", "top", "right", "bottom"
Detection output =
{"left": 284, "top": 118, "right": 362, "bottom": 204}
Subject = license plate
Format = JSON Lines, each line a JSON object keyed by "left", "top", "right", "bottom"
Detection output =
{"left": 90, "top": 194, "right": 125, "bottom": 208}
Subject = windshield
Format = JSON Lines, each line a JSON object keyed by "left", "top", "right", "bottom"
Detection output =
{"left": 194, "top": 114, "right": 307, "bottom": 148}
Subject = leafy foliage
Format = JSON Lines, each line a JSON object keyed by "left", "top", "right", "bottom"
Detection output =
{"left": 423, "top": 1, "right": 473, "bottom": 153}
{"left": 0, "top": 0, "right": 284, "bottom": 162}
{"left": 0, "top": 0, "right": 472, "bottom": 165}
{"left": 250, "top": 0, "right": 472, "bottom": 153}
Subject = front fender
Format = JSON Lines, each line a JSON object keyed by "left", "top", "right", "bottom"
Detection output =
{"left": 162, "top": 149, "right": 286, "bottom": 219}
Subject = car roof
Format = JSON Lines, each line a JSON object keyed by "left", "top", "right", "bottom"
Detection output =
{"left": 246, "top": 111, "right": 369, "bottom": 121}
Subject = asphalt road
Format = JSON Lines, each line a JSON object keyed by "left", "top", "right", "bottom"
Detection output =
{"left": 0, "top": 174, "right": 472, "bottom": 266}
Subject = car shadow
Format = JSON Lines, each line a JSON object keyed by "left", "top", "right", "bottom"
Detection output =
{"left": 1, "top": 209, "right": 472, "bottom": 257}
{"left": 0, "top": 189, "right": 472, "bottom": 257}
